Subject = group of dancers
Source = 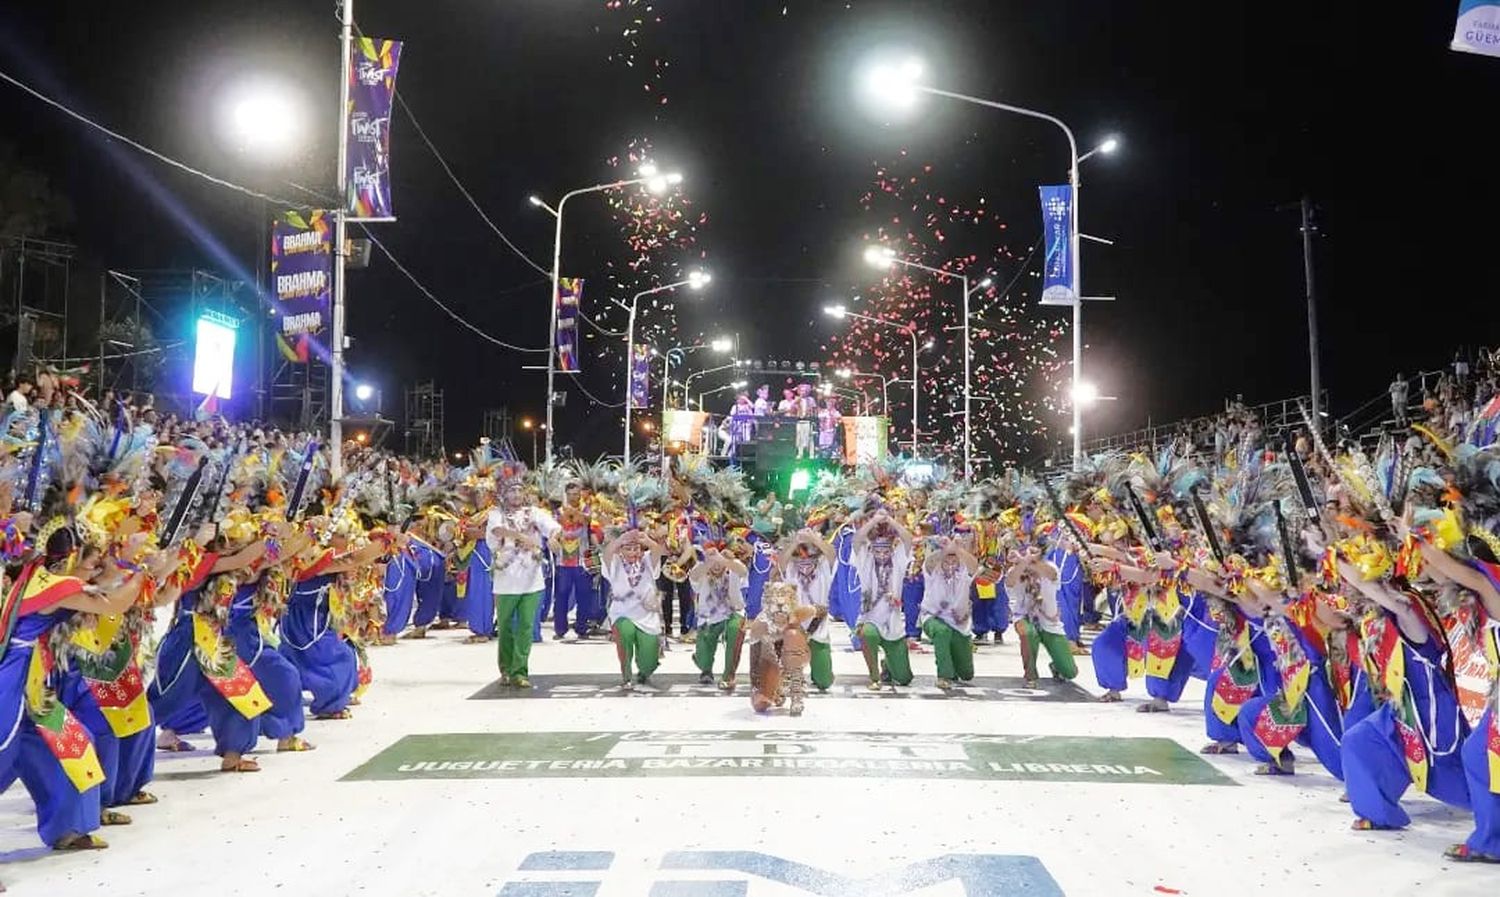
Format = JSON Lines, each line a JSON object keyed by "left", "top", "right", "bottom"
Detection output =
{"left": 5, "top": 367, "right": 1500, "bottom": 881}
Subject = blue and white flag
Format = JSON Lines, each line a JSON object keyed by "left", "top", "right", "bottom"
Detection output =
{"left": 1038, "top": 184, "right": 1075, "bottom": 305}
{"left": 1453, "top": 1, "right": 1500, "bottom": 56}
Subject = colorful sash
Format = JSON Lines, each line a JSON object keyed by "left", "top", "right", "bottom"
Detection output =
{"left": 1252, "top": 617, "right": 1312, "bottom": 762}
{"left": 1210, "top": 609, "right": 1258, "bottom": 724}
{"left": 70, "top": 614, "right": 151, "bottom": 738}
{"left": 25, "top": 634, "right": 105, "bottom": 793}
{"left": 1483, "top": 619, "right": 1499, "bottom": 794}
{"left": 1359, "top": 612, "right": 1428, "bottom": 792}
{"left": 1144, "top": 578, "right": 1185, "bottom": 679}
{"left": 191, "top": 616, "right": 270, "bottom": 720}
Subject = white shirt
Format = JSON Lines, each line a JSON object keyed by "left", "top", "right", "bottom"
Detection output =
{"left": 5, "top": 391, "right": 28, "bottom": 413}
{"left": 1008, "top": 561, "right": 1065, "bottom": 636}
{"left": 921, "top": 564, "right": 976, "bottom": 636}
{"left": 691, "top": 567, "right": 746, "bottom": 626}
{"left": 605, "top": 555, "right": 663, "bottom": 635}
{"left": 853, "top": 543, "right": 912, "bottom": 642}
{"left": 486, "top": 506, "right": 561, "bottom": 595}
{"left": 787, "top": 557, "right": 834, "bottom": 643}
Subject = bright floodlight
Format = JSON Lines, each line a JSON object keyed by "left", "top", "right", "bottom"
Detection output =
{"left": 710, "top": 337, "right": 733, "bottom": 353}
{"left": 528, "top": 195, "right": 544, "bottom": 207}
{"left": 823, "top": 304, "right": 847, "bottom": 318}
{"left": 224, "top": 82, "right": 305, "bottom": 161}
{"left": 354, "top": 383, "right": 375, "bottom": 402}
{"left": 864, "top": 56, "right": 924, "bottom": 110}
{"left": 978, "top": 277, "right": 994, "bottom": 289}
{"left": 922, "top": 338, "right": 935, "bottom": 350}
{"left": 1072, "top": 381, "right": 1101, "bottom": 405}
{"left": 1099, "top": 136, "right": 1120, "bottom": 154}
{"left": 687, "top": 270, "right": 712, "bottom": 289}
{"left": 864, "top": 245, "right": 897, "bottom": 267}
{"left": 666, "top": 172, "right": 684, "bottom": 185}
{"left": 638, "top": 163, "right": 659, "bottom": 177}
{"left": 731, "top": 380, "right": 748, "bottom": 389}
{"left": 836, "top": 368, "right": 852, "bottom": 379}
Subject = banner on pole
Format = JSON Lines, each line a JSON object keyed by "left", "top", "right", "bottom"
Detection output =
{"left": 1452, "top": 1, "right": 1500, "bottom": 56}
{"left": 1038, "top": 184, "right": 1075, "bottom": 306}
{"left": 842, "top": 416, "right": 889, "bottom": 466}
{"left": 629, "top": 344, "right": 652, "bottom": 409}
{"left": 347, "top": 37, "right": 403, "bottom": 218}
{"left": 555, "top": 278, "right": 583, "bottom": 373}
{"left": 271, "top": 210, "right": 333, "bottom": 363}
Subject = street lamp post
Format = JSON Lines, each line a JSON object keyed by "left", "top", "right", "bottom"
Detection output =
{"left": 529, "top": 164, "right": 682, "bottom": 465}
{"left": 865, "top": 246, "right": 991, "bottom": 478}
{"left": 699, "top": 379, "right": 749, "bottom": 412}
{"left": 658, "top": 337, "right": 733, "bottom": 411}
{"left": 823, "top": 304, "right": 923, "bottom": 456}
{"left": 683, "top": 361, "right": 737, "bottom": 405}
{"left": 866, "top": 61, "right": 1117, "bottom": 467}
{"left": 613, "top": 272, "right": 709, "bottom": 467}
{"left": 836, "top": 368, "right": 896, "bottom": 416}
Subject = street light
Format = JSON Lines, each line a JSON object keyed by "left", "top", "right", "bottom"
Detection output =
{"left": 530, "top": 165, "right": 685, "bottom": 464}
{"left": 865, "top": 245, "right": 992, "bottom": 479}
{"left": 221, "top": 80, "right": 307, "bottom": 162}
{"left": 612, "top": 272, "right": 711, "bottom": 466}
{"left": 837, "top": 367, "right": 896, "bottom": 415}
{"left": 698, "top": 379, "right": 749, "bottom": 412}
{"left": 823, "top": 302, "right": 924, "bottom": 456}
{"left": 659, "top": 338, "right": 734, "bottom": 411}
{"left": 683, "top": 361, "right": 737, "bottom": 406}
{"left": 354, "top": 383, "right": 375, "bottom": 402}
{"left": 862, "top": 56, "right": 1118, "bottom": 468}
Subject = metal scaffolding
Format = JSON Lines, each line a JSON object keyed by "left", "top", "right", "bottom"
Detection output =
{"left": 404, "top": 381, "right": 445, "bottom": 459}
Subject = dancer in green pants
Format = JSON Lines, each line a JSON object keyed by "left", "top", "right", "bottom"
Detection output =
{"left": 487, "top": 468, "right": 561, "bottom": 689}
{"left": 852, "top": 511, "right": 914, "bottom": 690}
{"left": 1006, "top": 546, "right": 1078, "bottom": 686}
{"left": 779, "top": 529, "right": 836, "bottom": 691}
{"left": 689, "top": 548, "right": 748, "bottom": 690}
{"left": 602, "top": 528, "right": 665, "bottom": 690}
{"left": 920, "top": 537, "right": 979, "bottom": 688}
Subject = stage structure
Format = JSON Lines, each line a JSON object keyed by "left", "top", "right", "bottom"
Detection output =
{"left": 404, "top": 380, "right": 445, "bottom": 459}
{"left": 1, "top": 235, "right": 74, "bottom": 377}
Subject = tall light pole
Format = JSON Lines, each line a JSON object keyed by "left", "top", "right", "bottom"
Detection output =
{"left": 529, "top": 163, "right": 683, "bottom": 465}
{"left": 658, "top": 337, "right": 733, "bottom": 411}
{"left": 836, "top": 367, "right": 895, "bottom": 417}
{"left": 613, "top": 271, "right": 709, "bottom": 466}
{"left": 699, "top": 379, "right": 749, "bottom": 411}
{"left": 864, "top": 58, "right": 1118, "bottom": 467}
{"left": 823, "top": 304, "right": 924, "bottom": 456}
{"left": 330, "top": 0, "right": 355, "bottom": 478}
{"left": 864, "top": 245, "right": 990, "bottom": 479}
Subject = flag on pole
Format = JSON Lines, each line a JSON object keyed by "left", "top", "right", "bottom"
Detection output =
{"left": 556, "top": 278, "right": 583, "bottom": 373}
{"left": 629, "top": 344, "right": 651, "bottom": 408}
{"left": 1038, "top": 185, "right": 1075, "bottom": 305}
{"left": 346, "top": 38, "right": 404, "bottom": 218}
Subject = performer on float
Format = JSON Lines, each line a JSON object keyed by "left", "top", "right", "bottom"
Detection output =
{"left": 779, "top": 529, "right": 836, "bottom": 691}
{"left": 919, "top": 536, "right": 978, "bottom": 689}
{"left": 689, "top": 546, "right": 747, "bottom": 690}
{"left": 486, "top": 464, "right": 560, "bottom": 689}
{"left": 851, "top": 510, "right": 914, "bottom": 690}
{"left": 816, "top": 395, "right": 842, "bottom": 460}
{"left": 601, "top": 528, "right": 664, "bottom": 689}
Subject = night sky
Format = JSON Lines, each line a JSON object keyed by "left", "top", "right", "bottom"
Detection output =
{"left": 2, "top": 2, "right": 1496, "bottom": 462}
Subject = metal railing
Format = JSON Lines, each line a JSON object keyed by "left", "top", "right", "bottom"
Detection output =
{"left": 1066, "top": 393, "right": 1323, "bottom": 460}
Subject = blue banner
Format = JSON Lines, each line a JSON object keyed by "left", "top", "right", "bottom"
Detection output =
{"left": 555, "top": 278, "right": 583, "bottom": 373}
{"left": 347, "top": 38, "right": 403, "bottom": 218}
{"left": 1038, "top": 185, "right": 1075, "bottom": 305}
{"left": 1452, "top": 1, "right": 1500, "bottom": 56}
{"left": 629, "top": 343, "right": 651, "bottom": 409}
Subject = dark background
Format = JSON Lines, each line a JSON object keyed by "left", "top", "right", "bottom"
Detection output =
{"left": 1, "top": 2, "right": 1495, "bottom": 460}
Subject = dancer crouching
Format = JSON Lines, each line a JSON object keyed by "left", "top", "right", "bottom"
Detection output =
{"left": 602, "top": 528, "right": 665, "bottom": 690}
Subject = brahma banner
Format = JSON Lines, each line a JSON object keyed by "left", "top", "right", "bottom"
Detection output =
{"left": 555, "top": 278, "right": 583, "bottom": 373}
{"left": 271, "top": 210, "right": 333, "bottom": 363}
{"left": 347, "top": 37, "right": 403, "bottom": 218}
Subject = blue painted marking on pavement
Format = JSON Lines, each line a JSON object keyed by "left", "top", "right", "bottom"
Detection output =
{"left": 519, "top": 851, "right": 615, "bottom": 871}
{"left": 660, "top": 851, "right": 1064, "bottom": 896}
{"left": 649, "top": 882, "right": 749, "bottom": 897}
{"left": 498, "top": 883, "right": 600, "bottom": 897}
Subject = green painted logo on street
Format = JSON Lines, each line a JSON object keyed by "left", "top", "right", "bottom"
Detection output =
{"left": 468, "top": 674, "right": 1092, "bottom": 702}
{"left": 342, "top": 730, "right": 1234, "bottom": 785}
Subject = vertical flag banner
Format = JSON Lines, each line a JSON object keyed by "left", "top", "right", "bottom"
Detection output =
{"left": 842, "top": 416, "right": 889, "bottom": 466}
{"left": 1453, "top": 1, "right": 1500, "bottom": 56}
{"left": 629, "top": 344, "right": 652, "bottom": 409}
{"left": 555, "top": 278, "right": 583, "bottom": 373}
{"left": 347, "top": 37, "right": 403, "bottom": 218}
{"left": 1038, "top": 184, "right": 1075, "bottom": 305}
{"left": 270, "top": 210, "right": 333, "bottom": 364}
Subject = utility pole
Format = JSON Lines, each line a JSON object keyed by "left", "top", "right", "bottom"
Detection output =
{"left": 1300, "top": 196, "right": 1322, "bottom": 432}
{"left": 330, "top": 0, "right": 354, "bottom": 478}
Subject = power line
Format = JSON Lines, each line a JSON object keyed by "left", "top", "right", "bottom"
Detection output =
{"left": 358, "top": 226, "right": 548, "bottom": 354}
{"left": 0, "top": 66, "right": 301, "bottom": 207}
{"left": 394, "top": 90, "right": 552, "bottom": 277}
{"left": 568, "top": 374, "right": 625, "bottom": 409}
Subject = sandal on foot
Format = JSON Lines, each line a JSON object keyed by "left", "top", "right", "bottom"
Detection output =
{"left": 1446, "top": 844, "right": 1500, "bottom": 864}
{"left": 717, "top": 677, "right": 736, "bottom": 692}
{"left": 53, "top": 834, "right": 109, "bottom": 851}
{"left": 1200, "top": 742, "right": 1240, "bottom": 755}
{"left": 219, "top": 758, "right": 261, "bottom": 773}
{"left": 1351, "top": 818, "right": 1395, "bottom": 831}
{"left": 314, "top": 709, "right": 353, "bottom": 720}
{"left": 125, "top": 791, "right": 158, "bottom": 806}
{"left": 1136, "top": 701, "right": 1170, "bottom": 713}
{"left": 156, "top": 739, "right": 196, "bottom": 753}
{"left": 1098, "top": 691, "right": 1122, "bottom": 703}
{"left": 1253, "top": 762, "right": 1295, "bottom": 776}
{"left": 277, "top": 736, "right": 317, "bottom": 753}
{"left": 100, "top": 810, "right": 132, "bottom": 826}
{"left": 462, "top": 634, "right": 489, "bottom": 644}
